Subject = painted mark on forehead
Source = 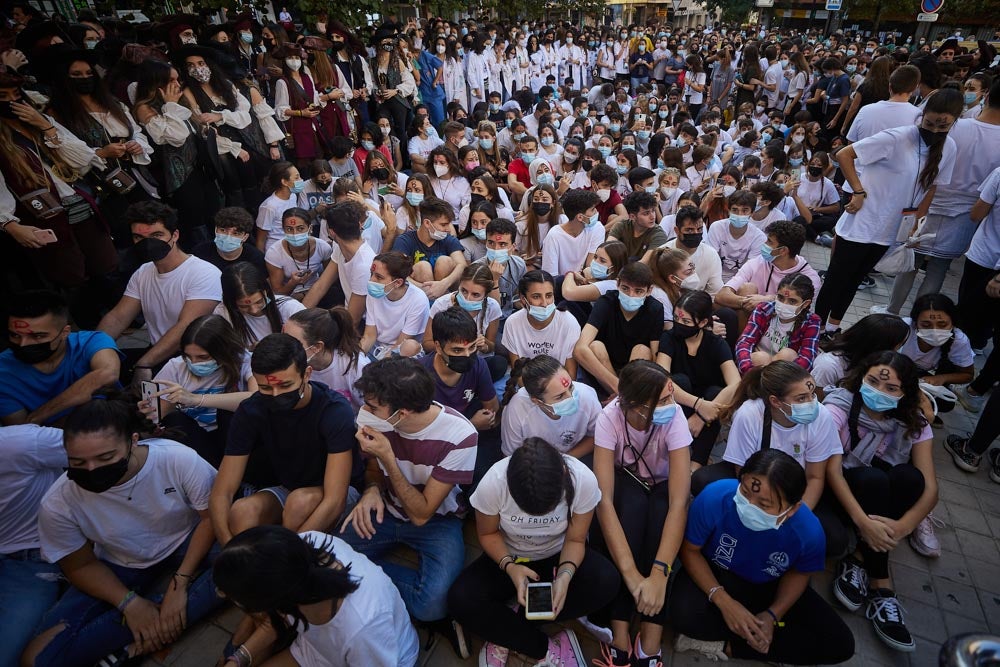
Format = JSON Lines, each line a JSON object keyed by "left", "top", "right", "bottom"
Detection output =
{"left": 12, "top": 319, "right": 32, "bottom": 332}
{"left": 265, "top": 374, "right": 281, "bottom": 385}
{"left": 750, "top": 478, "right": 761, "bottom": 493}
{"left": 879, "top": 368, "right": 890, "bottom": 380}
{"left": 806, "top": 380, "right": 815, "bottom": 392}
{"left": 559, "top": 376, "right": 571, "bottom": 388}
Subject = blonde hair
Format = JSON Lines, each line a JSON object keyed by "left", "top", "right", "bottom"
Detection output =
{"left": 0, "top": 121, "right": 79, "bottom": 188}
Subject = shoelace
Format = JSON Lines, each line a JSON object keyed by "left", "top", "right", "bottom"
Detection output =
{"left": 591, "top": 642, "right": 623, "bottom": 667}
{"left": 921, "top": 513, "right": 946, "bottom": 531}
{"left": 867, "top": 596, "right": 906, "bottom": 624}
{"left": 842, "top": 562, "right": 868, "bottom": 593}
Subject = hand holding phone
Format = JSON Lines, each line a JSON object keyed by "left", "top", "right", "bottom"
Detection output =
{"left": 141, "top": 380, "right": 161, "bottom": 424}
{"left": 525, "top": 582, "right": 555, "bottom": 620}
{"left": 33, "top": 228, "right": 57, "bottom": 245}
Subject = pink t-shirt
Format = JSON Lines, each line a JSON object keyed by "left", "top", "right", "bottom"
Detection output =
{"left": 594, "top": 399, "right": 692, "bottom": 484}
{"left": 723, "top": 256, "right": 822, "bottom": 297}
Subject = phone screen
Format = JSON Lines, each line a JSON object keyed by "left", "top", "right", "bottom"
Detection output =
{"left": 527, "top": 584, "right": 553, "bottom": 614}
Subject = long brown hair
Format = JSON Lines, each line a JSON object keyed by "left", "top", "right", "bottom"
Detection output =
{"left": 647, "top": 246, "right": 690, "bottom": 305}
{"left": 180, "top": 315, "right": 246, "bottom": 390}
{"left": 288, "top": 307, "right": 362, "bottom": 372}
{"left": 522, "top": 183, "right": 560, "bottom": 259}
{"left": 49, "top": 61, "right": 130, "bottom": 146}
{"left": 0, "top": 114, "right": 79, "bottom": 188}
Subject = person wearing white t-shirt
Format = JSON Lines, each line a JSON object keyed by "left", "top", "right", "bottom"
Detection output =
{"left": 213, "top": 527, "right": 419, "bottom": 667}
{"left": 707, "top": 191, "right": 767, "bottom": 282}
{"left": 541, "top": 189, "right": 604, "bottom": 276}
{"left": 25, "top": 397, "right": 220, "bottom": 667}
{"left": 500, "top": 355, "right": 601, "bottom": 458}
{"left": 216, "top": 262, "right": 305, "bottom": 350}
{"left": 501, "top": 270, "right": 581, "bottom": 378}
{"left": 448, "top": 439, "right": 618, "bottom": 665}
{"left": 664, "top": 206, "right": 723, "bottom": 296}
{"left": 302, "top": 201, "right": 376, "bottom": 322}
{"left": 98, "top": 202, "right": 222, "bottom": 385}
{"left": 754, "top": 46, "right": 784, "bottom": 111}
{"left": 265, "top": 209, "right": 333, "bottom": 298}
{"left": 256, "top": 162, "right": 304, "bottom": 251}
{"left": 283, "top": 307, "right": 370, "bottom": 410}
{"left": 361, "top": 251, "right": 431, "bottom": 360}
{"left": 816, "top": 90, "right": 962, "bottom": 334}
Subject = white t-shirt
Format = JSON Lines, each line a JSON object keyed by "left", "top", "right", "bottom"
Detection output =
{"left": 407, "top": 134, "right": 444, "bottom": 161}
{"left": 811, "top": 351, "right": 849, "bottom": 390}
{"left": 706, "top": 219, "right": 767, "bottom": 282}
{"left": 749, "top": 207, "right": 785, "bottom": 232}
{"left": 724, "top": 399, "right": 842, "bottom": 470}
{"left": 663, "top": 240, "right": 723, "bottom": 296}
{"left": 763, "top": 62, "right": 783, "bottom": 108}
{"left": 330, "top": 242, "right": 376, "bottom": 302}
{"left": 265, "top": 239, "right": 334, "bottom": 295}
{"left": 361, "top": 212, "right": 388, "bottom": 254}
{"left": 0, "top": 424, "right": 65, "bottom": 553}
{"left": 501, "top": 382, "right": 601, "bottom": 456}
{"left": 685, "top": 71, "right": 707, "bottom": 105}
{"left": 310, "top": 353, "right": 370, "bottom": 410}
{"left": 256, "top": 193, "right": 300, "bottom": 251}
{"left": 500, "top": 309, "right": 581, "bottom": 366}
{"left": 757, "top": 314, "right": 795, "bottom": 355}
{"left": 836, "top": 126, "right": 957, "bottom": 246}
{"left": 927, "top": 118, "right": 1000, "bottom": 214}
{"left": 897, "top": 320, "right": 975, "bottom": 373}
{"left": 38, "top": 440, "right": 215, "bottom": 568}
{"left": 470, "top": 455, "right": 601, "bottom": 560}
{"left": 541, "top": 225, "right": 595, "bottom": 276}
{"left": 431, "top": 176, "right": 472, "bottom": 219}
{"left": 846, "top": 100, "right": 921, "bottom": 143}
{"left": 967, "top": 166, "right": 1000, "bottom": 270}
{"left": 124, "top": 257, "right": 222, "bottom": 345}
{"left": 366, "top": 284, "right": 430, "bottom": 346}
{"left": 214, "top": 297, "right": 305, "bottom": 348}
{"left": 290, "top": 532, "right": 419, "bottom": 667}
{"left": 429, "top": 294, "right": 502, "bottom": 336}
{"left": 795, "top": 176, "right": 840, "bottom": 211}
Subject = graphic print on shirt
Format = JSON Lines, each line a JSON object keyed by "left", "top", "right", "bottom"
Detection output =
{"left": 713, "top": 532, "right": 737, "bottom": 570}
{"left": 763, "top": 551, "right": 790, "bottom": 578}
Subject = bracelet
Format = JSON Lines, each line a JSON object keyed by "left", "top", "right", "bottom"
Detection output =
{"left": 173, "top": 571, "right": 194, "bottom": 579}
{"left": 707, "top": 585, "right": 724, "bottom": 603}
{"left": 117, "top": 590, "right": 138, "bottom": 613}
{"left": 764, "top": 608, "right": 785, "bottom": 627}
{"left": 557, "top": 560, "right": 578, "bottom": 572}
{"left": 852, "top": 190, "right": 867, "bottom": 197}
{"left": 40, "top": 125, "right": 55, "bottom": 132}
{"left": 197, "top": 394, "right": 207, "bottom": 408}
{"left": 232, "top": 644, "right": 254, "bottom": 667}
{"left": 0, "top": 219, "right": 17, "bottom": 232}
{"left": 498, "top": 554, "right": 515, "bottom": 571}
{"left": 557, "top": 567, "right": 575, "bottom": 580}
{"left": 694, "top": 397, "right": 701, "bottom": 411}
{"left": 652, "top": 559, "right": 672, "bottom": 576}
{"left": 503, "top": 560, "right": 515, "bottom": 573}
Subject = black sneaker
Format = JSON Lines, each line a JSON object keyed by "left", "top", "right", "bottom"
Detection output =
{"left": 819, "top": 328, "right": 841, "bottom": 345}
{"left": 834, "top": 557, "right": 869, "bottom": 612}
{"left": 866, "top": 589, "right": 915, "bottom": 652}
{"left": 418, "top": 618, "right": 470, "bottom": 659}
{"left": 858, "top": 275, "right": 876, "bottom": 290}
{"left": 989, "top": 449, "right": 1000, "bottom": 485}
{"left": 945, "top": 435, "right": 981, "bottom": 473}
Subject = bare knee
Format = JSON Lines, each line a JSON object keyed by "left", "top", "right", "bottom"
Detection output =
{"left": 629, "top": 344, "right": 652, "bottom": 361}
{"left": 21, "top": 623, "right": 66, "bottom": 667}
{"left": 750, "top": 351, "right": 772, "bottom": 367}
{"left": 433, "top": 257, "right": 456, "bottom": 281}
{"left": 229, "top": 494, "right": 280, "bottom": 536}
{"left": 282, "top": 487, "right": 323, "bottom": 531}
{"left": 412, "top": 261, "right": 433, "bottom": 283}
{"left": 773, "top": 348, "right": 798, "bottom": 362}
{"left": 589, "top": 340, "right": 610, "bottom": 361}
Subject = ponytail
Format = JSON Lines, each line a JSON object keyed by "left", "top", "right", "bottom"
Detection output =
{"left": 726, "top": 360, "right": 811, "bottom": 418}
{"left": 502, "top": 357, "right": 528, "bottom": 406}
{"left": 507, "top": 437, "right": 575, "bottom": 523}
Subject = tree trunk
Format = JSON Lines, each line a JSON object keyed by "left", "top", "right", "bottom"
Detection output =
{"left": 872, "top": 0, "right": 885, "bottom": 33}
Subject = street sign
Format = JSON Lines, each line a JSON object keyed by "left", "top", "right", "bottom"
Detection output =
{"left": 825, "top": 0, "right": 842, "bottom": 10}
{"left": 920, "top": 0, "right": 944, "bottom": 12}
{"left": 756, "top": 0, "right": 774, "bottom": 7}
{"left": 916, "top": 11, "right": 939, "bottom": 20}
{"left": 672, "top": 0, "right": 681, "bottom": 12}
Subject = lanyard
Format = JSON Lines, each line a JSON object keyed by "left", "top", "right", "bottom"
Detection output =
{"left": 620, "top": 409, "right": 657, "bottom": 481}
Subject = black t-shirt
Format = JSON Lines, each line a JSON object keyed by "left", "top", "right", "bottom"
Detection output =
{"left": 587, "top": 291, "right": 664, "bottom": 371}
{"left": 226, "top": 381, "right": 361, "bottom": 490}
{"left": 192, "top": 240, "right": 268, "bottom": 277}
{"left": 658, "top": 329, "right": 732, "bottom": 395}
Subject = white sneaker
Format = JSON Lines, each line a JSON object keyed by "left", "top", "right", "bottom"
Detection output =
{"left": 957, "top": 385, "right": 987, "bottom": 413}
{"left": 909, "top": 513, "right": 944, "bottom": 558}
{"left": 869, "top": 305, "right": 890, "bottom": 314}
{"left": 675, "top": 634, "right": 728, "bottom": 661}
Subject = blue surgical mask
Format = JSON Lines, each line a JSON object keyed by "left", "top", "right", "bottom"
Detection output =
{"left": 361, "top": 140, "right": 375, "bottom": 151}
{"left": 285, "top": 232, "right": 310, "bottom": 247}
{"left": 586, "top": 211, "right": 600, "bottom": 227}
{"left": 965, "top": 91, "right": 979, "bottom": 106}
{"left": 240, "top": 31, "right": 254, "bottom": 44}
{"left": 598, "top": 146, "right": 612, "bottom": 157}
{"left": 609, "top": 123, "right": 621, "bottom": 133}
{"left": 651, "top": 403, "right": 677, "bottom": 425}
{"left": 761, "top": 131, "right": 772, "bottom": 144}
{"left": 734, "top": 486, "right": 790, "bottom": 531}
{"left": 547, "top": 392, "right": 579, "bottom": 417}
{"left": 406, "top": 192, "right": 424, "bottom": 206}
{"left": 783, "top": 398, "right": 820, "bottom": 425}
{"left": 479, "top": 138, "right": 494, "bottom": 150}
{"left": 290, "top": 179, "right": 305, "bottom": 194}
{"left": 536, "top": 172, "right": 554, "bottom": 186}
{"left": 367, "top": 280, "right": 393, "bottom": 298}
{"left": 658, "top": 110, "right": 669, "bottom": 119}
{"left": 456, "top": 291, "right": 484, "bottom": 312}
{"left": 729, "top": 213, "right": 750, "bottom": 228}
{"left": 528, "top": 303, "right": 556, "bottom": 321}
{"left": 214, "top": 233, "right": 243, "bottom": 253}
{"left": 486, "top": 248, "right": 509, "bottom": 263}
{"left": 590, "top": 260, "right": 609, "bottom": 279}
{"left": 616, "top": 164, "right": 627, "bottom": 176}
{"left": 472, "top": 228, "right": 486, "bottom": 241}
{"left": 540, "top": 137, "right": 554, "bottom": 147}
{"left": 521, "top": 151, "right": 536, "bottom": 164}
{"left": 185, "top": 359, "right": 219, "bottom": 377}
{"left": 618, "top": 292, "right": 645, "bottom": 312}
{"left": 760, "top": 243, "right": 775, "bottom": 263}
{"left": 637, "top": 130, "right": 650, "bottom": 140}
{"left": 789, "top": 157, "right": 803, "bottom": 167}
{"left": 860, "top": 383, "right": 900, "bottom": 412}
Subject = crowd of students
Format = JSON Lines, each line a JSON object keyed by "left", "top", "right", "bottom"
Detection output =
{"left": 1, "top": 6, "right": 999, "bottom": 667}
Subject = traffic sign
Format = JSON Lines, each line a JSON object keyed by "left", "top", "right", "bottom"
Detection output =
{"left": 756, "top": 0, "right": 774, "bottom": 7}
{"left": 825, "top": 0, "right": 842, "bottom": 10}
{"left": 919, "top": 0, "right": 944, "bottom": 13}
{"left": 916, "top": 11, "right": 939, "bottom": 20}
{"left": 672, "top": 0, "right": 681, "bottom": 11}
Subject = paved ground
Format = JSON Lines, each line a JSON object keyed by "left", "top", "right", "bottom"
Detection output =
{"left": 134, "top": 241, "right": 1000, "bottom": 667}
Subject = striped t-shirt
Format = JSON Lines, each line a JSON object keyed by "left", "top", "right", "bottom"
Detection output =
{"left": 378, "top": 403, "right": 478, "bottom": 520}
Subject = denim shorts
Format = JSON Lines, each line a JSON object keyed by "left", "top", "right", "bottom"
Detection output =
{"left": 260, "top": 485, "right": 291, "bottom": 507}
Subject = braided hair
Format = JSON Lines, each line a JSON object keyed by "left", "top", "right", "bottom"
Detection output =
{"left": 506, "top": 437, "right": 575, "bottom": 523}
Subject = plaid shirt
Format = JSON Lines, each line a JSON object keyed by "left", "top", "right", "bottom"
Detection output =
{"left": 735, "top": 301, "right": 822, "bottom": 374}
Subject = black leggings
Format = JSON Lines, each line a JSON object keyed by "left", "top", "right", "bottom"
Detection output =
{"left": 447, "top": 549, "right": 620, "bottom": 659}
{"left": 843, "top": 462, "right": 924, "bottom": 579}
{"left": 793, "top": 213, "right": 838, "bottom": 242}
{"left": 970, "top": 345, "right": 1000, "bottom": 397}
{"left": 161, "top": 410, "right": 228, "bottom": 469}
{"left": 958, "top": 257, "right": 1000, "bottom": 350}
{"left": 590, "top": 469, "right": 673, "bottom": 625}
{"left": 814, "top": 237, "right": 887, "bottom": 324}
{"left": 671, "top": 375, "right": 722, "bottom": 466}
{"left": 691, "top": 461, "right": 736, "bottom": 496}
{"left": 670, "top": 565, "right": 855, "bottom": 664}
{"left": 968, "top": 379, "right": 1000, "bottom": 456}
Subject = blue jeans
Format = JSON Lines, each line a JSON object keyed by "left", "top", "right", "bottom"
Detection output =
{"left": 339, "top": 510, "right": 464, "bottom": 621}
{"left": 34, "top": 532, "right": 222, "bottom": 667}
{"left": 0, "top": 549, "right": 61, "bottom": 667}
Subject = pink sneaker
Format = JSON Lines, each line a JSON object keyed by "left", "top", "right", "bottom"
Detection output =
{"left": 539, "top": 628, "right": 584, "bottom": 666}
{"left": 479, "top": 641, "right": 510, "bottom": 667}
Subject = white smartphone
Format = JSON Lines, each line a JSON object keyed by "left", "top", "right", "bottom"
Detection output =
{"left": 33, "top": 228, "right": 58, "bottom": 245}
{"left": 141, "top": 380, "right": 160, "bottom": 424}
{"left": 525, "top": 582, "right": 555, "bottom": 621}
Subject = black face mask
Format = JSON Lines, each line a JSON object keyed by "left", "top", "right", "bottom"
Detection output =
{"left": 330, "top": 41, "right": 346, "bottom": 52}
{"left": 134, "top": 237, "right": 173, "bottom": 263}
{"left": 581, "top": 159, "right": 593, "bottom": 171}
{"left": 263, "top": 38, "right": 275, "bottom": 49}
{"left": 69, "top": 76, "right": 97, "bottom": 95}
{"left": 671, "top": 322, "right": 701, "bottom": 340}
{"left": 66, "top": 447, "right": 131, "bottom": 493}
{"left": 0, "top": 98, "right": 20, "bottom": 119}
{"left": 11, "top": 338, "right": 60, "bottom": 364}
{"left": 918, "top": 127, "right": 948, "bottom": 147}
{"left": 807, "top": 165, "right": 823, "bottom": 178}
{"left": 680, "top": 232, "right": 703, "bottom": 249}
{"left": 372, "top": 167, "right": 390, "bottom": 180}
{"left": 259, "top": 385, "right": 305, "bottom": 412}
{"left": 444, "top": 351, "right": 476, "bottom": 374}
{"left": 381, "top": 43, "right": 395, "bottom": 53}
{"left": 532, "top": 202, "right": 552, "bottom": 217}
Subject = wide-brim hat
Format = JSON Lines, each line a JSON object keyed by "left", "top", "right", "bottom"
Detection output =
{"left": 170, "top": 44, "right": 222, "bottom": 70}
{"left": 15, "top": 20, "right": 74, "bottom": 58}
{"left": 201, "top": 23, "right": 231, "bottom": 43}
{"left": 271, "top": 43, "right": 305, "bottom": 60}
{"left": 301, "top": 36, "right": 332, "bottom": 52}
{"left": 31, "top": 44, "right": 100, "bottom": 84}
{"left": 228, "top": 11, "right": 260, "bottom": 33}
{"left": 154, "top": 13, "right": 205, "bottom": 50}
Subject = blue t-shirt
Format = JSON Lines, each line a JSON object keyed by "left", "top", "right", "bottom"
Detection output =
{"left": 0, "top": 331, "right": 121, "bottom": 422}
{"left": 419, "top": 353, "right": 495, "bottom": 418}
{"left": 392, "top": 230, "right": 463, "bottom": 269}
{"left": 685, "top": 479, "right": 825, "bottom": 584}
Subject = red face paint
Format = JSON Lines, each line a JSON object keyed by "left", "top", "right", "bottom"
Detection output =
{"left": 559, "top": 376, "right": 571, "bottom": 388}
{"left": 265, "top": 374, "right": 280, "bottom": 385}
{"left": 12, "top": 319, "right": 31, "bottom": 331}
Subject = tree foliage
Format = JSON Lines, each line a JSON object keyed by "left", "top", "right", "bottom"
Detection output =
{"left": 703, "top": 0, "right": 755, "bottom": 23}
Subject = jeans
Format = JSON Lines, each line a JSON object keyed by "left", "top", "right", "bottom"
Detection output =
{"left": 0, "top": 549, "right": 61, "bottom": 667}
{"left": 630, "top": 76, "right": 649, "bottom": 91}
{"left": 339, "top": 511, "right": 465, "bottom": 622}
{"left": 887, "top": 253, "right": 953, "bottom": 315}
{"left": 34, "top": 532, "right": 222, "bottom": 667}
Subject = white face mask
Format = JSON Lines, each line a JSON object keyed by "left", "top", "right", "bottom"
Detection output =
{"left": 434, "top": 164, "right": 450, "bottom": 178}
{"left": 916, "top": 328, "right": 953, "bottom": 347}
{"left": 722, "top": 185, "right": 737, "bottom": 197}
{"left": 285, "top": 58, "right": 302, "bottom": 71}
{"left": 356, "top": 407, "right": 399, "bottom": 432}
{"left": 774, "top": 300, "right": 801, "bottom": 320}
{"left": 437, "top": 44, "right": 447, "bottom": 54}
{"left": 680, "top": 273, "right": 700, "bottom": 289}
{"left": 596, "top": 188, "right": 611, "bottom": 202}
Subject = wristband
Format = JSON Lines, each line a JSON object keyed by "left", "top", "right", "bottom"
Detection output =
{"left": 117, "top": 590, "right": 138, "bottom": 613}
{"left": 851, "top": 190, "right": 867, "bottom": 197}
{"left": 498, "top": 554, "right": 515, "bottom": 571}
{"left": 765, "top": 608, "right": 785, "bottom": 627}
{"left": 557, "top": 560, "right": 578, "bottom": 572}
{"left": 707, "top": 585, "right": 724, "bottom": 603}
{"left": 652, "top": 559, "right": 672, "bottom": 576}
{"left": 232, "top": 644, "right": 254, "bottom": 667}
{"left": 40, "top": 125, "right": 55, "bottom": 132}
{"left": 557, "top": 567, "right": 575, "bottom": 580}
